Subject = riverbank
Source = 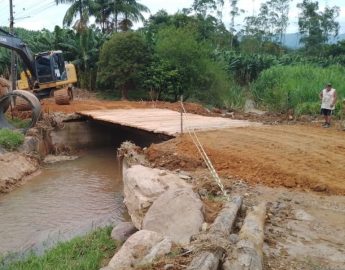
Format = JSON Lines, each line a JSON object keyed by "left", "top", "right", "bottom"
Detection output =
{"left": 1, "top": 227, "right": 117, "bottom": 270}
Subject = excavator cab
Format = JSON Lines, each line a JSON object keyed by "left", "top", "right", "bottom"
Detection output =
{"left": 36, "top": 51, "right": 67, "bottom": 83}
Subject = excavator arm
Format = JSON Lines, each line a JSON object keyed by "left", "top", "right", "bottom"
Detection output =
{"left": 0, "top": 28, "right": 37, "bottom": 86}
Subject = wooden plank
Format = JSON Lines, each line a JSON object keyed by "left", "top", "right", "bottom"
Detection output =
{"left": 78, "top": 109, "right": 260, "bottom": 136}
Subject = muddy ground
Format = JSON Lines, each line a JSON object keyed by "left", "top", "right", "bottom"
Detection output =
{"left": 42, "top": 96, "right": 345, "bottom": 269}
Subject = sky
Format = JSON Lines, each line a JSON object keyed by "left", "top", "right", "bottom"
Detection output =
{"left": 0, "top": 0, "right": 344, "bottom": 34}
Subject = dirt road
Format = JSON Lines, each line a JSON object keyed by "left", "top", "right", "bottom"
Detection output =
{"left": 147, "top": 125, "right": 345, "bottom": 195}
{"left": 43, "top": 98, "right": 345, "bottom": 195}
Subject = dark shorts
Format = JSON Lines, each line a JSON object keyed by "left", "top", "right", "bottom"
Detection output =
{"left": 321, "top": 108, "right": 332, "bottom": 116}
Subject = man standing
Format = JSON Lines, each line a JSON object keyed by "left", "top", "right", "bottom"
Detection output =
{"left": 320, "top": 83, "right": 337, "bottom": 128}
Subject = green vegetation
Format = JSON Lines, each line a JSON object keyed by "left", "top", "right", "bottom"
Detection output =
{"left": 0, "top": 0, "right": 344, "bottom": 113}
{"left": 251, "top": 65, "right": 345, "bottom": 114}
{"left": 98, "top": 32, "right": 151, "bottom": 100}
{"left": 2, "top": 227, "right": 117, "bottom": 270}
{"left": 7, "top": 118, "right": 31, "bottom": 129}
{"left": 0, "top": 129, "right": 24, "bottom": 151}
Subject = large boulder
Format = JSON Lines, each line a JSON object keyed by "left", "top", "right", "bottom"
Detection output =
{"left": 111, "top": 222, "right": 137, "bottom": 242}
{"left": 143, "top": 187, "right": 204, "bottom": 245}
{"left": 107, "top": 230, "right": 172, "bottom": 270}
{"left": 123, "top": 165, "right": 190, "bottom": 229}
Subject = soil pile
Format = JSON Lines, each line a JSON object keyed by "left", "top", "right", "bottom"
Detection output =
{"left": 147, "top": 125, "right": 345, "bottom": 195}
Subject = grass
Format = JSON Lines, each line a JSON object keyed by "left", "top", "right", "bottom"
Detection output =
{"left": 7, "top": 117, "right": 31, "bottom": 129}
{"left": 1, "top": 227, "right": 117, "bottom": 270}
{"left": 0, "top": 129, "right": 24, "bottom": 151}
{"left": 251, "top": 64, "right": 345, "bottom": 114}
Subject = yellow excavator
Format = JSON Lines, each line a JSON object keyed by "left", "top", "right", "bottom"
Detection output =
{"left": 0, "top": 27, "right": 77, "bottom": 129}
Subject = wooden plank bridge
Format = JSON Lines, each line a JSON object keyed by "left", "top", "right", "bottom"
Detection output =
{"left": 78, "top": 108, "right": 260, "bottom": 137}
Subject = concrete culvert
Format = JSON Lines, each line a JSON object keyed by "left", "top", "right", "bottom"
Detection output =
{"left": 0, "top": 90, "right": 42, "bottom": 131}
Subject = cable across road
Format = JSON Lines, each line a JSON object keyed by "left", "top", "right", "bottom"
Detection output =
{"left": 180, "top": 100, "right": 229, "bottom": 198}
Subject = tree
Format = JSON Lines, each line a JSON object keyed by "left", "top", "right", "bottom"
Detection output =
{"left": 97, "top": 32, "right": 150, "bottom": 99}
{"left": 297, "top": 0, "right": 339, "bottom": 54}
{"left": 92, "top": 0, "right": 114, "bottom": 33}
{"left": 109, "top": 0, "right": 149, "bottom": 32}
{"left": 143, "top": 56, "right": 182, "bottom": 101}
{"left": 118, "top": 0, "right": 150, "bottom": 32}
{"left": 229, "top": 0, "right": 243, "bottom": 48}
{"left": 154, "top": 26, "right": 230, "bottom": 103}
{"left": 141, "top": 11, "right": 233, "bottom": 50}
{"left": 192, "top": 0, "right": 224, "bottom": 17}
{"left": 268, "top": 0, "right": 291, "bottom": 44}
{"left": 55, "top": 0, "right": 96, "bottom": 30}
{"left": 242, "top": 0, "right": 291, "bottom": 44}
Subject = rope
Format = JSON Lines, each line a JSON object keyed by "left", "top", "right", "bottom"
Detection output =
{"left": 180, "top": 101, "right": 228, "bottom": 198}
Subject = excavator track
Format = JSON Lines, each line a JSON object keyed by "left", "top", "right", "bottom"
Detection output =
{"left": 54, "top": 87, "right": 73, "bottom": 105}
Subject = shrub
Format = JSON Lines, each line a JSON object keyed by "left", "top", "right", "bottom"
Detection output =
{"left": 0, "top": 129, "right": 24, "bottom": 151}
{"left": 97, "top": 32, "right": 151, "bottom": 100}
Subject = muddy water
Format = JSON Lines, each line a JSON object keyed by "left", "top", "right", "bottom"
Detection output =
{"left": 0, "top": 149, "right": 125, "bottom": 256}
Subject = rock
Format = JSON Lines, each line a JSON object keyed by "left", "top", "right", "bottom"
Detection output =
{"left": 283, "top": 179, "right": 296, "bottom": 188}
{"left": 294, "top": 209, "right": 314, "bottom": 221}
{"left": 0, "top": 146, "right": 6, "bottom": 154}
{"left": 312, "top": 183, "right": 328, "bottom": 192}
{"left": 143, "top": 187, "right": 204, "bottom": 245}
{"left": 107, "top": 230, "right": 172, "bottom": 270}
{"left": 164, "top": 264, "right": 175, "bottom": 270}
{"left": 100, "top": 267, "right": 114, "bottom": 270}
{"left": 43, "top": 155, "right": 79, "bottom": 164}
{"left": 179, "top": 174, "right": 191, "bottom": 180}
{"left": 19, "top": 136, "right": 40, "bottom": 154}
{"left": 201, "top": 222, "right": 208, "bottom": 232}
{"left": 229, "top": 234, "right": 240, "bottom": 244}
{"left": 123, "top": 165, "right": 191, "bottom": 229}
{"left": 111, "top": 222, "right": 137, "bottom": 242}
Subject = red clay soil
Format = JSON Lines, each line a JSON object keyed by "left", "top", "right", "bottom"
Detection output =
{"left": 41, "top": 98, "right": 210, "bottom": 116}
{"left": 42, "top": 97, "right": 345, "bottom": 195}
{"left": 147, "top": 125, "right": 345, "bottom": 195}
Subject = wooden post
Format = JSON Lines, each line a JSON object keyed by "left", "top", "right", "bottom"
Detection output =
{"left": 9, "top": 0, "right": 16, "bottom": 91}
{"left": 180, "top": 95, "right": 183, "bottom": 134}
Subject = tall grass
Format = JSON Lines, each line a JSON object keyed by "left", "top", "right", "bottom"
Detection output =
{"left": 251, "top": 64, "right": 345, "bottom": 114}
{"left": 1, "top": 227, "right": 117, "bottom": 270}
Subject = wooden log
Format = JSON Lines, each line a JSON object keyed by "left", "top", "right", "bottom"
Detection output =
{"left": 209, "top": 195, "right": 243, "bottom": 237}
{"left": 54, "top": 88, "right": 72, "bottom": 105}
{"left": 186, "top": 248, "right": 223, "bottom": 270}
{"left": 187, "top": 195, "right": 243, "bottom": 270}
{"left": 223, "top": 202, "right": 266, "bottom": 270}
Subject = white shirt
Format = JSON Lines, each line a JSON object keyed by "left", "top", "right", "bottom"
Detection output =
{"left": 321, "top": 88, "right": 336, "bottom": 110}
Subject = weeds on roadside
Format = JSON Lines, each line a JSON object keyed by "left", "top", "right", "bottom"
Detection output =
{"left": 251, "top": 64, "right": 345, "bottom": 114}
{"left": 0, "top": 129, "right": 24, "bottom": 151}
{"left": 3, "top": 227, "right": 117, "bottom": 270}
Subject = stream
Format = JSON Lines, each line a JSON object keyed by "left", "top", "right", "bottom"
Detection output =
{"left": 0, "top": 148, "right": 125, "bottom": 256}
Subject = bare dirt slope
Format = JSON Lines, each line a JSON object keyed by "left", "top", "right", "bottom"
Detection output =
{"left": 42, "top": 98, "right": 210, "bottom": 115}
{"left": 147, "top": 125, "right": 345, "bottom": 195}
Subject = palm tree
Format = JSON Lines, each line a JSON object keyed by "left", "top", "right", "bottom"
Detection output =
{"left": 118, "top": 0, "right": 149, "bottom": 32}
{"left": 92, "top": 0, "right": 113, "bottom": 33}
{"left": 55, "top": 0, "right": 96, "bottom": 31}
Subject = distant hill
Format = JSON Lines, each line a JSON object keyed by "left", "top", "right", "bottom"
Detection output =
{"left": 283, "top": 33, "right": 345, "bottom": 49}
